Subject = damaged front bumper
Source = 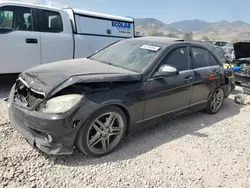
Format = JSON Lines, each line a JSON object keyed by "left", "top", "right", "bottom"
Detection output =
{"left": 8, "top": 87, "right": 80, "bottom": 155}
{"left": 9, "top": 106, "right": 77, "bottom": 155}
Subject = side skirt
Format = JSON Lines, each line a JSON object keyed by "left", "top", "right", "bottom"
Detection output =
{"left": 128, "top": 101, "right": 207, "bottom": 133}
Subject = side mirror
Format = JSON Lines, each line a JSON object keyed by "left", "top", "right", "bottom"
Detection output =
{"left": 158, "top": 65, "right": 179, "bottom": 77}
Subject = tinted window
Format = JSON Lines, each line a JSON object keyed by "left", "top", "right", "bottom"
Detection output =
{"left": 38, "top": 9, "right": 63, "bottom": 33}
{"left": 215, "top": 47, "right": 226, "bottom": 59}
{"left": 0, "top": 6, "right": 34, "bottom": 33}
{"left": 162, "top": 47, "right": 190, "bottom": 71}
{"left": 209, "top": 53, "right": 219, "bottom": 66}
{"left": 192, "top": 47, "right": 210, "bottom": 68}
{"left": 89, "top": 40, "right": 164, "bottom": 73}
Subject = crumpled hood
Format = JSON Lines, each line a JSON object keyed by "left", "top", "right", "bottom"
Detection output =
{"left": 233, "top": 42, "right": 250, "bottom": 60}
{"left": 19, "top": 58, "right": 142, "bottom": 97}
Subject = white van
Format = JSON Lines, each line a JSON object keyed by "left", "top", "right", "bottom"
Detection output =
{"left": 0, "top": 1, "right": 135, "bottom": 74}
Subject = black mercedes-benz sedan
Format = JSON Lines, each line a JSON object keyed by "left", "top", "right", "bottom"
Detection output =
{"left": 9, "top": 37, "right": 230, "bottom": 157}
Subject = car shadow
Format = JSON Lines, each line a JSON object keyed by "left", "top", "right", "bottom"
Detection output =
{"left": 43, "top": 97, "right": 243, "bottom": 167}
{"left": 0, "top": 74, "right": 18, "bottom": 99}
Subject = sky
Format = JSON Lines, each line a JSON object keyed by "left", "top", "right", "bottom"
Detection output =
{"left": 5, "top": 0, "right": 250, "bottom": 23}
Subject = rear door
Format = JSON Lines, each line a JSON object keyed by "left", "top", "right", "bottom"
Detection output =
{"left": 0, "top": 5, "right": 40, "bottom": 74}
{"left": 189, "top": 45, "right": 223, "bottom": 105}
{"left": 37, "top": 8, "right": 73, "bottom": 64}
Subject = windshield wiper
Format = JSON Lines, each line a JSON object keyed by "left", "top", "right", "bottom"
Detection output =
{"left": 90, "top": 58, "right": 126, "bottom": 69}
{"left": 106, "top": 62, "right": 126, "bottom": 69}
{"left": 88, "top": 57, "right": 137, "bottom": 72}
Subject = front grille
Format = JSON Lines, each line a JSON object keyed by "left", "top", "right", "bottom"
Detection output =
{"left": 14, "top": 79, "right": 44, "bottom": 109}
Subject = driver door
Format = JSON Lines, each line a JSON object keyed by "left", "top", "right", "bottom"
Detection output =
{"left": 143, "top": 45, "right": 195, "bottom": 120}
{"left": 0, "top": 5, "right": 41, "bottom": 74}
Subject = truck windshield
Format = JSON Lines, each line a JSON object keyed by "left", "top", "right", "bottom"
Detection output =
{"left": 88, "top": 40, "right": 164, "bottom": 73}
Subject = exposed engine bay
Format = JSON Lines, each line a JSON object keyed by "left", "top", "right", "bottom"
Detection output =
{"left": 234, "top": 60, "right": 250, "bottom": 84}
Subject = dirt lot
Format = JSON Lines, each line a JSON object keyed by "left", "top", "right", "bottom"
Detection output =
{"left": 0, "top": 77, "right": 250, "bottom": 188}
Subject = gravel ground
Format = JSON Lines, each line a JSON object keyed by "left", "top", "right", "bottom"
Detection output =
{"left": 0, "top": 78, "right": 250, "bottom": 188}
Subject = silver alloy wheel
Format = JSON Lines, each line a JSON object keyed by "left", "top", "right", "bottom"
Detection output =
{"left": 86, "top": 112, "right": 125, "bottom": 155}
{"left": 211, "top": 88, "right": 224, "bottom": 113}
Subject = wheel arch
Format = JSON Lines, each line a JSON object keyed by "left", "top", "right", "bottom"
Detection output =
{"left": 75, "top": 101, "right": 131, "bottom": 140}
{"left": 94, "top": 102, "right": 131, "bottom": 129}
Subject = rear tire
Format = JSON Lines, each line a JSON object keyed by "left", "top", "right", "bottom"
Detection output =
{"left": 76, "top": 106, "right": 127, "bottom": 157}
{"left": 206, "top": 87, "right": 224, "bottom": 114}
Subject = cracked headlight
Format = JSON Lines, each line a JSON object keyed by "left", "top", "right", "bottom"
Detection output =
{"left": 41, "top": 94, "right": 82, "bottom": 114}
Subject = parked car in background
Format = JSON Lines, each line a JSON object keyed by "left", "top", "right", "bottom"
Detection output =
{"left": 222, "top": 43, "right": 234, "bottom": 55}
{"left": 212, "top": 41, "right": 228, "bottom": 47}
{"left": 9, "top": 37, "right": 230, "bottom": 157}
{"left": 0, "top": 1, "right": 135, "bottom": 74}
{"left": 233, "top": 42, "right": 250, "bottom": 85}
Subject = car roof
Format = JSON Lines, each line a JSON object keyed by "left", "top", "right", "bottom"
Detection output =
{"left": 129, "top": 37, "right": 219, "bottom": 48}
{"left": 188, "top": 41, "right": 216, "bottom": 48}
{"left": 129, "top": 36, "right": 185, "bottom": 45}
{"left": 126, "top": 37, "right": 226, "bottom": 54}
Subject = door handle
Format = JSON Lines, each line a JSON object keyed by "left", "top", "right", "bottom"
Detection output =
{"left": 26, "top": 38, "right": 38, "bottom": 44}
{"left": 184, "top": 76, "right": 193, "bottom": 82}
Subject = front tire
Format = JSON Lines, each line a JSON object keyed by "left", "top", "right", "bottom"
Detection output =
{"left": 76, "top": 106, "right": 127, "bottom": 157}
{"left": 206, "top": 87, "right": 224, "bottom": 114}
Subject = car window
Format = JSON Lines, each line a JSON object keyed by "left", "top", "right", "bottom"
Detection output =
{"left": 38, "top": 9, "right": 63, "bottom": 33}
{"left": 209, "top": 53, "right": 219, "bottom": 66}
{"left": 215, "top": 47, "right": 226, "bottom": 59}
{"left": 161, "top": 47, "right": 190, "bottom": 71}
{"left": 192, "top": 47, "right": 210, "bottom": 68}
{"left": 0, "top": 6, "right": 34, "bottom": 33}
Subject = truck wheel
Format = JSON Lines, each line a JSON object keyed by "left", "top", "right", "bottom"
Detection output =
{"left": 76, "top": 106, "right": 127, "bottom": 157}
{"left": 206, "top": 87, "right": 224, "bottom": 114}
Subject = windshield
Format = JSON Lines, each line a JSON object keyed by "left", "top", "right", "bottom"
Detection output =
{"left": 88, "top": 40, "right": 164, "bottom": 73}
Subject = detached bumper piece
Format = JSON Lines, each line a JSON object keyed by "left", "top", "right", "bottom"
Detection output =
{"left": 8, "top": 81, "right": 81, "bottom": 155}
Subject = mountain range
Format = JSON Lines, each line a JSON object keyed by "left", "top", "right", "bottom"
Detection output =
{"left": 134, "top": 18, "right": 250, "bottom": 42}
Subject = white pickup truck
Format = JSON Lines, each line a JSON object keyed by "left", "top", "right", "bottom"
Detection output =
{"left": 0, "top": 1, "right": 135, "bottom": 74}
